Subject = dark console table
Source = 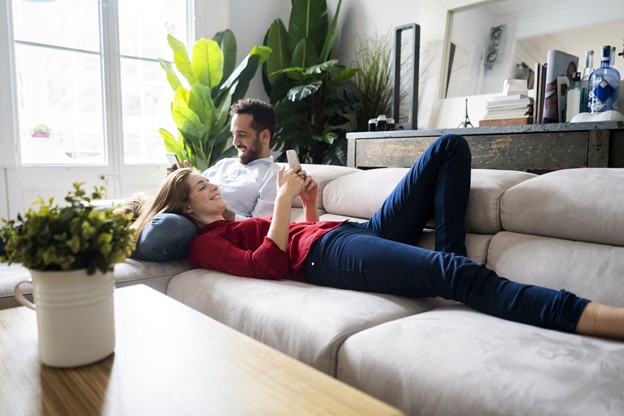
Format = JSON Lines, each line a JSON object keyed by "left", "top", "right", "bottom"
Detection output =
{"left": 346, "top": 121, "right": 624, "bottom": 173}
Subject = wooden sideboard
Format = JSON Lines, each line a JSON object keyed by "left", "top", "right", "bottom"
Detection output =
{"left": 346, "top": 121, "right": 624, "bottom": 173}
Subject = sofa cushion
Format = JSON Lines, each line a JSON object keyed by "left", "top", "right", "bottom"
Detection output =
{"left": 468, "top": 169, "right": 536, "bottom": 234}
{"left": 166, "top": 269, "right": 454, "bottom": 376}
{"left": 114, "top": 258, "right": 190, "bottom": 294}
{"left": 486, "top": 231, "right": 624, "bottom": 307}
{"left": 337, "top": 304, "right": 624, "bottom": 416}
{"left": 0, "top": 259, "right": 190, "bottom": 310}
{"left": 286, "top": 163, "right": 360, "bottom": 209}
{"left": 323, "top": 168, "right": 535, "bottom": 235}
{"left": 323, "top": 167, "right": 408, "bottom": 220}
{"left": 501, "top": 168, "right": 624, "bottom": 246}
{"left": 131, "top": 213, "right": 197, "bottom": 262}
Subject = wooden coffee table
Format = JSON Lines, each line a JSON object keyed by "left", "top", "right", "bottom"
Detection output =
{"left": 0, "top": 284, "right": 403, "bottom": 415}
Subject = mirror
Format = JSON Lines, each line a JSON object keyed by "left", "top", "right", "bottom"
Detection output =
{"left": 393, "top": 23, "right": 420, "bottom": 130}
{"left": 445, "top": 0, "right": 624, "bottom": 98}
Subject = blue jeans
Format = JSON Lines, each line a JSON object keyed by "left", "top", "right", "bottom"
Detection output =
{"left": 304, "top": 134, "right": 589, "bottom": 333}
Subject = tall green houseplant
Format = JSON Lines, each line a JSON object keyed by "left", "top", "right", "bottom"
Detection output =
{"left": 263, "top": 0, "right": 361, "bottom": 165}
{"left": 353, "top": 33, "right": 394, "bottom": 132}
{"left": 159, "top": 30, "right": 271, "bottom": 171}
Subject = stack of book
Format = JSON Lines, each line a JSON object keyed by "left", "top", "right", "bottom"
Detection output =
{"left": 479, "top": 95, "right": 534, "bottom": 126}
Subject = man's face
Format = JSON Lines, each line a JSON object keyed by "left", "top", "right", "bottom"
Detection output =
{"left": 230, "top": 113, "right": 265, "bottom": 165}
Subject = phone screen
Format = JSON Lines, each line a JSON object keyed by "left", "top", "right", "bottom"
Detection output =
{"left": 166, "top": 153, "right": 180, "bottom": 168}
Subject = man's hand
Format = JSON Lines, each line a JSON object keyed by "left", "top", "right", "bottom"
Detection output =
{"left": 166, "top": 160, "right": 193, "bottom": 176}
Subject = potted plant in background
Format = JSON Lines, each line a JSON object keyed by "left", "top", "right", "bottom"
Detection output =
{"left": 262, "top": 0, "right": 362, "bottom": 165}
{"left": 159, "top": 30, "right": 271, "bottom": 171}
{"left": 353, "top": 33, "right": 394, "bottom": 132}
{"left": 30, "top": 123, "right": 51, "bottom": 138}
{"left": 0, "top": 183, "right": 135, "bottom": 368}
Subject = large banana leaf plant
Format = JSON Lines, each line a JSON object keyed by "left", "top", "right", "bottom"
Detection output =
{"left": 159, "top": 31, "right": 271, "bottom": 171}
{"left": 263, "top": 0, "right": 362, "bottom": 165}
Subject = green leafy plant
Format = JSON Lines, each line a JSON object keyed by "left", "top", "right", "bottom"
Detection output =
{"left": 159, "top": 30, "right": 272, "bottom": 171}
{"left": 263, "top": 0, "right": 362, "bottom": 165}
{"left": 31, "top": 123, "right": 51, "bottom": 136}
{"left": 353, "top": 33, "right": 394, "bottom": 132}
{"left": 0, "top": 183, "right": 135, "bottom": 275}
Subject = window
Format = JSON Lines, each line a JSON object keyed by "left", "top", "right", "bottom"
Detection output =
{"left": 11, "top": 0, "right": 190, "bottom": 165}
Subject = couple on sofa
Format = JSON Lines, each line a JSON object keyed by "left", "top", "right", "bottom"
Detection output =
{"left": 130, "top": 99, "right": 624, "bottom": 342}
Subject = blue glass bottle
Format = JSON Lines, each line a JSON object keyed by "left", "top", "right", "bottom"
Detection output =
{"left": 588, "top": 45, "right": 620, "bottom": 113}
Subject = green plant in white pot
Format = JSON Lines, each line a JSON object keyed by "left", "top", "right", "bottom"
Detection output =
{"left": 0, "top": 182, "right": 135, "bottom": 368}
{"left": 30, "top": 123, "right": 52, "bottom": 138}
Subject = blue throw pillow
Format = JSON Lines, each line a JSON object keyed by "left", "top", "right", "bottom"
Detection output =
{"left": 131, "top": 213, "right": 197, "bottom": 262}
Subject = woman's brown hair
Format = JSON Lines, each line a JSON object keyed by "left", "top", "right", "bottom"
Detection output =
{"left": 131, "top": 168, "right": 195, "bottom": 243}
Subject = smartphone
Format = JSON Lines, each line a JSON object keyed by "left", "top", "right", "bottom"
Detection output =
{"left": 166, "top": 152, "right": 180, "bottom": 169}
{"left": 286, "top": 149, "right": 299, "bottom": 170}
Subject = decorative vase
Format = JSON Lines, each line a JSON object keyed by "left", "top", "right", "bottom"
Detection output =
{"left": 14, "top": 269, "right": 116, "bottom": 368}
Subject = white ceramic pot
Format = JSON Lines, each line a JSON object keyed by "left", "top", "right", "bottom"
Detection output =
{"left": 14, "top": 269, "right": 115, "bottom": 368}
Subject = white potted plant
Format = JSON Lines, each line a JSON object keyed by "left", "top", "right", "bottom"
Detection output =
{"left": 30, "top": 123, "right": 52, "bottom": 138}
{"left": 0, "top": 182, "right": 135, "bottom": 367}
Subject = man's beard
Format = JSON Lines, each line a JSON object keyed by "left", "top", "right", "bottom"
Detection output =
{"left": 238, "top": 134, "right": 262, "bottom": 165}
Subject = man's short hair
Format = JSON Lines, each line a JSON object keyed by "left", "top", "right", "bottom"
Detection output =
{"left": 229, "top": 98, "right": 276, "bottom": 137}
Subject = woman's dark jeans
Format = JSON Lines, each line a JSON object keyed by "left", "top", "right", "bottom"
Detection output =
{"left": 305, "top": 134, "right": 588, "bottom": 333}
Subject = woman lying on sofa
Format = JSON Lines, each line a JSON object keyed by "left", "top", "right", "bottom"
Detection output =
{"left": 132, "top": 134, "right": 624, "bottom": 341}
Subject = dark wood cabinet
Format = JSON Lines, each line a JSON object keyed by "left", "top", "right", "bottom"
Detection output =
{"left": 346, "top": 121, "right": 624, "bottom": 173}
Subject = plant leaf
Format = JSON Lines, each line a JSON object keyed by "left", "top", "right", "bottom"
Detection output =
{"left": 287, "top": 81, "right": 322, "bottom": 101}
{"left": 264, "top": 19, "right": 291, "bottom": 86}
{"left": 159, "top": 128, "right": 183, "bottom": 155}
{"left": 158, "top": 59, "right": 182, "bottom": 91}
{"left": 333, "top": 67, "right": 359, "bottom": 81}
{"left": 303, "top": 59, "right": 337, "bottom": 75}
{"left": 291, "top": 38, "right": 320, "bottom": 69}
{"left": 289, "top": 0, "right": 328, "bottom": 56}
{"left": 192, "top": 38, "right": 224, "bottom": 88}
{"left": 172, "top": 107, "right": 205, "bottom": 142}
{"left": 213, "top": 29, "right": 237, "bottom": 81}
{"left": 218, "top": 45, "right": 272, "bottom": 103}
{"left": 319, "top": 0, "right": 343, "bottom": 61}
{"left": 167, "top": 34, "right": 197, "bottom": 85}
{"left": 188, "top": 84, "right": 216, "bottom": 130}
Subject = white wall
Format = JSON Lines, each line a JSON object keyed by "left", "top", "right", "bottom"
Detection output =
{"left": 229, "top": 0, "right": 290, "bottom": 101}
{"left": 194, "top": 0, "right": 229, "bottom": 39}
{"left": 226, "top": 0, "right": 433, "bottom": 121}
{"left": 334, "top": 0, "right": 419, "bottom": 63}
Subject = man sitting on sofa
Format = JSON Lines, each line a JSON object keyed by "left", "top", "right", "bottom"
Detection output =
{"left": 131, "top": 98, "right": 280, "bottom": 262}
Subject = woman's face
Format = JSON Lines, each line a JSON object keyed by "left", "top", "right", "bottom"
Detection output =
{"left": 184, "top": 171, "right": 226, "bottom": 224}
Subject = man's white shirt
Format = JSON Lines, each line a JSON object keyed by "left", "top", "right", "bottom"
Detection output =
{"left": 202, "top": 156, "right": 280, "bottom": 221}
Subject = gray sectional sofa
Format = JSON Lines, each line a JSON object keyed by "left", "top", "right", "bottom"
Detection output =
{"left": 2, "top": 163, "right": 624, "bottom": 415}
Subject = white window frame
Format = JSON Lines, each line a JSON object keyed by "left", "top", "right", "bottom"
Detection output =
{"left": 0, "top": 0, "right": 230, "bottom": 219}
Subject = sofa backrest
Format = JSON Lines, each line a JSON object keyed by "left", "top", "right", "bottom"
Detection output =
{"left": 321, "top": 167, "right": 536, "bottom": 235}
{"left": 501, "top": 168, "right": 624, "bottom": 246}
{"left": 285, "top": 163, "right": 360, "bottom": 210}
{"left": 492, "top": 168, "right": 624, "bottom": 307}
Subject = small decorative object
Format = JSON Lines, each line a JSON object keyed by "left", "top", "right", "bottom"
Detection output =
{"left": 458, "top": 98, "right": 473, "bottom": 128}
{"left": 0, "top": 183, "right": 135, "bottom": 367}
{"left": 30, "top": 123, "right": 51, "bottom": 138}
{"left": 485, "top": 25, "right": 504, "bottom": 70}
{"left": 368, "top": 115, "right": 395, "bottom": 131}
